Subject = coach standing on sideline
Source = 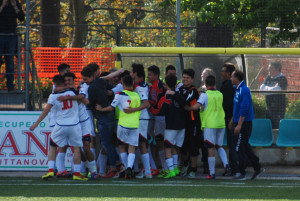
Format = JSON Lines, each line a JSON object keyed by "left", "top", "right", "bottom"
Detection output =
{"left": 220, "top": 63, "right": 237, "bottom": 176}
{"left": 230, "top": 70, "right": 264, "bottom": 180}
{"left": 0, "top": 0, "right": 25, "bottom": 91}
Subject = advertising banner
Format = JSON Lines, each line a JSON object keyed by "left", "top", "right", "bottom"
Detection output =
{"left": 0, "top": 111, "right": 73, "bottom": 171}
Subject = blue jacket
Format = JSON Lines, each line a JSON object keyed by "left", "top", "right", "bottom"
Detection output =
{"left": 233, "top": 81, "right": 254, "bottom": 123}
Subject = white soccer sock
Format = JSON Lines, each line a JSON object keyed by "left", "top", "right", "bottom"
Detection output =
{"left": 88, "top": 160, "right": 97, "bottom": 173}
{"left": 208, "top": 157, "right": 215, "bottom": 175}
{"left": 217, "top": 147, "right": 228, "bottom": 167}
{"left": 120, "top": 152, "right": 128, "bottom": 169}
{"left": 159, "top": 150, "right": 168, "bottom": 170}
{"left": 56, "top": 152, "right": 66, "bottom": 172}
{"left": 90, "top": 148, "right": 96, "bottom": 158}
{"left": 98, "top": 154, "right": 108, "bottom": 174}
{"left": 148, "top": 146, "right": 157, "bottom": 170}
{"left": 80, "top": 161, "right": 86, "bottom": 173}
{"left": 127, "top": 153, "right": 136, "bottom": 169}
{"left": 74, "top": 164, "right": 81, "bottom": 174}
{"left": 172, "top": 154, "right": 178, "bottom": 168}
{"left": 141, "top": 153, "right": 151, "bottom": 175}
{"left": 166, "top": 157, "right": 174, "bottom": 170}
{"left": 48, "top": 160, "right": 55, "bottom": 171}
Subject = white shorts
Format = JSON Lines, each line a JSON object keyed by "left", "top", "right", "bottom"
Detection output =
{"left": 154, "top": 116, "right": 165, "bottom": 137}
{"left": 51, "top": 124, "right": 83, "bottom": 147}
{"left": 203, "top": 128, "right": 225, "bottom": 146}
{"left": 139, "top": 120, "right": 149, "bottom": 141}
{"left": 80, "top": 118, "right": 92, "bottom": 137}
{"left": 86, "top": 110, "right": 96, "bottom": 137}
{"left": 164, "top": 129, "right": 185, "bottom": 147}
{"left": 148, "top": 119, "right": 155, "bottom": 137}
{"left": 117, "top": 125, "right": 139, "bottom": 147}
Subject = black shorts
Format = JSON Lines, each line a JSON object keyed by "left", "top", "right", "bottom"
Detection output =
{"left": 181, "top": 124, "right": 201, "bottom": 157}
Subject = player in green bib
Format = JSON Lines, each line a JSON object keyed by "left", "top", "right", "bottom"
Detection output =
{"left": 185, "top": 75, "right": 228, "bottom": 179}
{"left": 96, "top": 75, "right": 142, "bottom": 179}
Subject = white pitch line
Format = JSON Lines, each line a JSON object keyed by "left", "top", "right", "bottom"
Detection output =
{"left": 0, "top": 183, "right": 300, "bottom": 188}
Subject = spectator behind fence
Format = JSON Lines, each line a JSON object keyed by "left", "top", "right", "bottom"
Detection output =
{"left": 0, "top": 0, "right": 25, "bottom": 91}
{"left": 260, "top": 62, "right": 287, "bottom": 129}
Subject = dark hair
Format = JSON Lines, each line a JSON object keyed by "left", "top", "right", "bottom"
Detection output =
{"left": 205, "top": 75, "right": 216, "bottom": 87}
{"left": 86, "top": 63, "right": 99, "bottom": 73}
{"left": 57, "top": 63, "right": 70, "bottom": 72}
{"left": 148, "top": 65, "right": 160, "bottom": 76}
{"left": 99, "top": 72, "right": 110, "bottom": 77}
{"left": 182, "top": 68, "right": 195, "bottom": 79}
{"left": 233, "top": 70, "right": 244, "bottom": 81}
{"left": 119, "top": 70, "right": 130, "bottom": 80}
{"left": 165, "top": 65, "right": 176, "bottom": 74}
{"left": 81, "top": 66, "right": 94, "bottom": 77}
{"left": 223, "top": 62, "right": 236, "bottom": 75}
{"left": 53, "top": 75, "right": 65, "bottom": 85}
{"left": 165, "top": 74, "right": 177, "bottom": 89}
{"left": 122, "top": 75, "right": 133, "bottom": 87}
{"left": 270, "top": 61, "right": 282, "bottom": 72}
{"left": 63, "top": 72, "right": 76, "bottom": 80}
{"left": 132, "top": 63, "right": 145, "bottom": 78}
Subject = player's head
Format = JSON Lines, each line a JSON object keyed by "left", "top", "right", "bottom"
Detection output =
{"left": 222, "top": 62, "right": 235, "bottom": 81}
{"left": 205, "top": 75, "right": 216, "bottom": 88}
{"left": 131, "top": 63, "right": 145, "bottom": 80}
{"left": 121, "top": 75, "right": 134, "bottom": 89}
{"left": 165, "top": 65, "right": 176, "bottom": 77}
{"left": 53, "top": 75, "right": 65, "bottom": 87}
{"left": 81, "top": 66, "right": 95, "bottom": 85}
{"left": 86, "top": 63, "right": 100, "bottom": 78}
{"left": 201, "top": 68, "right": 215, "bottom": 83}
{"left": 57, "top": 63, "right": 70, "bottom": 76}
{"left": 64, "top": 72, "right": 76, "bottom": 86}
{"left": 182, "top": 68, "right": 195, "bottom": 87}
{"left": 119, "top": 70, "right": 130, "bottom": 80}
{"left": 231, "top": 70, "right": 244, "bottom": 86}
{"left": 268, "top": 61, "right": 282, "bottom": 77}
{"left": 165, "top": 74, "right": 177, "bottom": 89}
{"left": 109, "top": 68, "right": 121, "bottom": 85}
{"left": 147, "top": 65, "right": 160, "bottom": 83}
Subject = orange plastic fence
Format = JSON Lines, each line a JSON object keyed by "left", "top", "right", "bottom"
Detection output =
{"left": 33, "top": 47, "right": 116, "bottom": 85}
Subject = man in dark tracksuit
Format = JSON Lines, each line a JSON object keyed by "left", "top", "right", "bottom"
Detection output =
{"left": 230, "top": 70, "right": 263, "bottom": 180}
{"left": 220, "top": 63, "right": 237, "bottom": 175}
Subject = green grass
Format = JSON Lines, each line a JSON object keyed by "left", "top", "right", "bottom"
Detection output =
{"left": 0, "top": 177, "right": 299, "bottom": 200}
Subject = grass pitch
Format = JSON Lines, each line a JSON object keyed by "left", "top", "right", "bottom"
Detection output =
{"left": 0, "top": 177, "right": 299, "bottom": 200}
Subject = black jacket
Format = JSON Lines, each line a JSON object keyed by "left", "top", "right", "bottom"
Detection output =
{"left": 220, "top": 79, "right": 235, "bottom": 121}
{"left": 0, "top": 0, "right": 25, "bottom": 33}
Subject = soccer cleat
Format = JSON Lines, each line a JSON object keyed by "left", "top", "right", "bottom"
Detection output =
{"left": 56, "top": 170, "right": 72, "bottom": 178}
{"left": 42, "top": 171, "right": 54, "bottom": 179}
{"left": 80, "top": 172, "right": 87, "bottom": 177}
{"left": 222, "top": 164, "right": 231, "bottom": 176}
{"left": 233, "top": 173, "right": 246, "bottom": 180}
{"left": 251, "top": 168, "right": 265, "bottom": 180}
{"left": 112, "top": 166, "right": 126, "bottom": 179}
{"left": 164, "top": 170, "right": 176, "bottom": 179}
{"left": 73, "top": 174, "right": 88, "bottom": 181}
{"left": 206, "top": 174, "right": 216, "bottom": 180}
{"left": 125, "top": 167, "right": 133, "bottom": 179}
{"left": 174, "top": 166, "right": 180, "bottom": 176}
{"left": 102, "top": 170, "right": 117, "bottom": 178}
{"left": 157, "top": 169, "right": 168, "bottom": 178}
{"left": 151, "top": 168, "right": 160, "bottom": 176}
{"left": 188, "top": 171, "right": 196, "bottom": 179}
{"left": 180, "top": 165, "right": 189, "bottom": 177}
{"left": 90, "top": 172, "right": 99, "bottom": 180}
{"left": 135, "top": 170, "right": 145, "bottom": 179}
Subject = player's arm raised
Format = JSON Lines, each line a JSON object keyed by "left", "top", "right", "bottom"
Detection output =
{"left": 30, "top": 104, "right": 53, "bottom": 131}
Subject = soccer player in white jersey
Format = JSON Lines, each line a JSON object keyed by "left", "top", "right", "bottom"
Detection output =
{"left": 30, "top": 75, "right": 87, "bottom": 181}
{"left": 57, "top": 72, "right": 98, "bottom": 180}
{"left": 129, "top": 63, "right": 152, "bottom": 178}
{"left": 96, "top": 75, "right": 142, "bottom": 179}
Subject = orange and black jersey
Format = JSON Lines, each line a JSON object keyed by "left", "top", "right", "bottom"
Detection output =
{"left": 179, "top": 85, "right": 201, "bottom": 127}
{"left": 150, "top": 91, "right": 186, "bottom": 130}
{"left": 149, "top": 79, "right": 166, "bottom": 116}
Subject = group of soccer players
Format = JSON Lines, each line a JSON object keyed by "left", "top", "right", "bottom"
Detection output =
{"left": 31, "top": 61, "right": 260, "bottom": 181}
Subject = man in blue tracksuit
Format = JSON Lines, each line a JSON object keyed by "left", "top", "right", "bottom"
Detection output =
{"left": 230, "top": 70, "right": 264, "bottom": 180}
